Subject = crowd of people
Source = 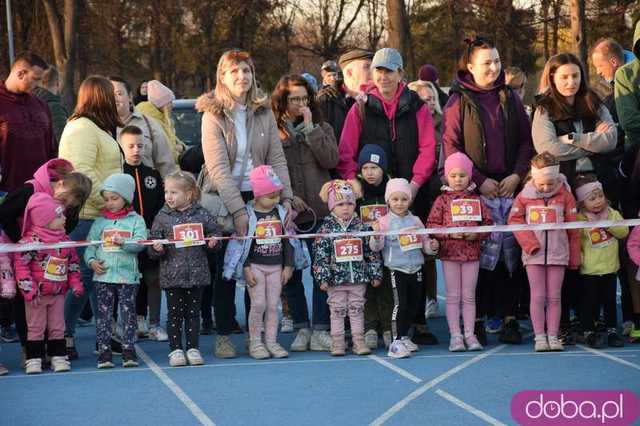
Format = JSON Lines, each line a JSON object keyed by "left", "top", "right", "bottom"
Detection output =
{"left": 2, "top": 23, "right": 640, "bottom": 375}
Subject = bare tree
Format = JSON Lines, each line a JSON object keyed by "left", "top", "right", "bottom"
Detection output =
{"left": 570, "top": 0, "right": 587, "bottom": 67}
{"left": 365, "top": 0, "right": 385, "bottom": 51}
{"left": 386, "top": 0, "right": 415, "bottom": 74}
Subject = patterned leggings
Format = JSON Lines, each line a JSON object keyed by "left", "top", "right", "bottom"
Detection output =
{"left": 95, "top": 282, "right": 137, "bottom": 353}
{"left": 166, "top": 288, "right": 203, "bottom": 351}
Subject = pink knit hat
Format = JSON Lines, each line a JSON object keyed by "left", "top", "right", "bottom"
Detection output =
{"left": 147, "top": 80, "right": 175, "bottom": 108}
{"left": 22, "top": 193, "right": 65, "bottom": 237}
{"left": 444, "top": 152, "right": 473, "bottom": 178}
{"left": 249, "top": 165, "right": 284, "bottom": 198}
{"left": 385, "top": 178, "right": 412, "bottom": 203}
{"left": 325, "top": 180, "right": 357, "bottom": 211}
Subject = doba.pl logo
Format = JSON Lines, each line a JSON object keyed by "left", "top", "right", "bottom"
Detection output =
{"left": 511, "top": 390, "right": 640, "bottom": 425}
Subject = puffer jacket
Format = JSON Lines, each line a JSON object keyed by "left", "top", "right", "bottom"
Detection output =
{"left": 508, "top": 177, "right": 580, "bottom": 268}
{"left": 148, "top": 203, "right": 222, "bottom": 288}
{"left": 479, "top": 196, "right": 520, "bottom": 274}
{"left": 0, "top": 231, "right": 16, "bottom": 298}
{"left": 312, "top": 213, "right": 382, "bottom": 287}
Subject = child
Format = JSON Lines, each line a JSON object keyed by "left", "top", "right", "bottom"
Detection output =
{"left": 119, "top": 125, "right": 167, "bottom": 342}
{"left": 508, "top": 152, "right": 580, "bottom": 352}
{"left": 626, "top": 224, "right": 640, "bottom": 344}
{"left": 0, "top": 166, "right": 15, "bottom": 376}
{"left": 13, "top": 193, "right": 84, "bottom": 374}
{"left": 224, "top": 165, "right": 309, "bottom": 360}
{"left": 149, "top": 171, "right": 221, "bottom": 367}
{"left": 312, "top": 179, "right": 383, "bottom": 356}
{"left": 356, "top": 145, "right": 392, "bottom": 349}
{"left": 427, "top": 153, "right": 492, "bottom": 352}
{"left": 575, "top": 175, "right": 627, "bottom": 348}
{"left": 370, "top": 178, "right": 439, "bottom": 358}
{"left": 85, "top": 174, "right": 148, "bottom": 368}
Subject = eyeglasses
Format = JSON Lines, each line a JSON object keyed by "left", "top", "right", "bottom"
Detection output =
{"left": 288, "top": 96, "right": 309, "bottom": 104}
{"left": 225, "top": 49, "right": 250, "bottom": 62}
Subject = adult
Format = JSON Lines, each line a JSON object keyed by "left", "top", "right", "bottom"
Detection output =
{"left": 33, "top": 66, "right": 69, "bottom": 147}
{"left": 320, "top": 61, "right": 338, "bottom": 88}
{"left": 133, "top": 81, "right": 148, "bottom": 105}
{"left": 317, "top": 49, "right": 373, "bottom": 144}
{"left": 136, "top": 80, "right": 184, "bottom": 162}
{"left": 271, "top": 74, "right": 339, "bottom": 351}
{"left": 417, "top": 64, "right": 450, "bottom": 109}
{"left": 58, "top": 75, "right": 124, "bottom": 359}
{"left": 592, "top": 38, "right": 628, "bottom": 112}
{"left": 110, "top": 76, "right": 178, "bottom": 177}
{"left": 442, "top": 37, "right": 534, "bottom": 345}
{"left": 196, "top": 49, "right": 293, "bottom": 358}
{"left": 0, "top": 51, "right": 54, "bottom": 193}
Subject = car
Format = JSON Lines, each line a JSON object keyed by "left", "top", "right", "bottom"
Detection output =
{"left": 171, "top": 99, "right": 202, "bottom": 147}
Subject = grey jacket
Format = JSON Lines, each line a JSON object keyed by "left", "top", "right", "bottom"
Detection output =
{"left": 196, "top": 93, "right": 293, "bottom": 216}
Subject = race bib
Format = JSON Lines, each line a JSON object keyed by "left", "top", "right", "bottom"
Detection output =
{"left": 398, "top": 227, "right": 422, "bottom": 252}
{"left": 173, "top": 223, "right": 205, "bottom": 248}
{"left": 360, "top": 204, "right": 388, "bottom": 225}
{"left": 102, "top": 229, "right": 132, "bottom": 252}
{"left": 44, "top": 256, "right": 68, "bottom": 282}
{"left": 589, "top": 228, "right": 614, "bottom": 248}
{"left": 333, "top": 238, "right": 364, "bottom": 263}
{"left": 450, "top": 199, "right": 482, "bottom": 222}
{"left": 255, "top": 220, "right": 283, "bottom": 245}
{"left": 527, "top": 206, "right": 558, "bottom": 225}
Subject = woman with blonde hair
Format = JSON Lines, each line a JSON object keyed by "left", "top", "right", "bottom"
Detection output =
{"left": 196, "top": 49, "right": 293, "bottom": 359}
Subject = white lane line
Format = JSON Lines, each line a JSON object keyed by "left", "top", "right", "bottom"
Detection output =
{"left": 136, "top": 345, "right": 216, "bottom": 426}
{"left": 435, "top": 389, "right": 508, "bottom": 426}
{"left": 368, "top": 354, "right": 422, "bottom": 383}
{"left": 369, "top": 344, "right": 506, "bottom": 426}
{"left": 576, "top": 344, "right": 640, "bottom": 371}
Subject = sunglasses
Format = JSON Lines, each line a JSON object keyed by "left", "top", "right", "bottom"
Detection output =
{"left": 225, "top": 50, "right": 251, "bottom": 62}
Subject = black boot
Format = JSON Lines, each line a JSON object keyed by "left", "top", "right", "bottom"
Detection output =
{"left": 499, "top": 319, "right": 523, "bottom": 344}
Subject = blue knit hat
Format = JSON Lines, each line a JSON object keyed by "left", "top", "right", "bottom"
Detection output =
{"left": 358, "top": 144, "right": 387, "bottom": 172}
{"left": 101, "top": 173, "right": 135, "bottom": 204}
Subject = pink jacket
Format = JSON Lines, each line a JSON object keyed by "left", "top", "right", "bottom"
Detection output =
{"left": 13, "top": 232, "right": 83, "bottom": 301}
{"left": 627, "top": 226, "right": 640, "bottom": 269}
{"left": 0, "top": 232, "right": 16, "bottom": 298}
{"left": 336, "top": 83, "right": 436, "bottom": 186}
{"left": 508, "top": 179, "right": 580, "bottom": 268}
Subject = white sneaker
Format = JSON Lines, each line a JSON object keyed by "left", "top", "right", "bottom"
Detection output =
{"left": 265, "top": 342, "right": 289, "bottom": 358}
{"left": 137, "top": 315, "right": 149, "bottom": 338}
{"left": 425, "top": 298, "right": 441, "bottom": 318}
{"left": 149, "top": 325, "right": 168, "bottom": 342}
{"left": 534, "top": 334, "right": 550, "bottom": 352}
{"left": 310, "top": 330, "right": 332, "bottom": 351}
{"left": 25, "top": 358, "right": 42, "bottom": 374}
{"left": 168, "top": 349, "right": 187, "bottom": 367}
{"left": 400, "top": 336, "right": 418, "bottom": 352}
{"left": 388, "top": 339, "right": 411, "bottom": 359}
{"left": 364, "top": 329, "right": 378, "bottom": 349}
{"left": 290, "top": 328, "right": 311, "bottom": 352}
{"left": 548, "top": 335, "right": 564, "bottom": 351}
{"left": 280, "top": 316, "right": 294, "bottom": 333}
{"left": 186, "top": 348, "right": 204, "bottom": 366}
{"left": 622, "top": 321, "right": 633, "bottom": 336}
{"left": 51, "top": 356, "right": 71, "bottom": 372}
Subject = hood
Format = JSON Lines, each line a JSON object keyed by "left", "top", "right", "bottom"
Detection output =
{"left": 365, "top": 82, "right": 408, "bottom": 120}
{"left": 450, "top": 70, "right": 506, "bottom": 95}
{"left": 33, "top": 87, "right": 62, "bottom": 104}
{"left": 634, "top": 21, "right": 640, "bottom": 59}
{"left": 195, "top": 90, "right": 270, "bottom": 115}
{"left": 27, "top": 158, "right": 74, "bottom": 196}
{"left": 0, "top": 80, "right": 29, "bottom": 104}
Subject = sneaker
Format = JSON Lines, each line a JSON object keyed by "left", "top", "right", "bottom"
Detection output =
{"left": 485, "top": 317, "right": 503, "bottom": 334}
{"left": 0, "top": 363, "right": 8, "bottom": 376}
{"left": 186, "top": 348, "right": 204, "bottom": 365}
{"left": 97, "top": 351, "right": 114, "bottom": 369}
{"left": 548, "top": 335, "right": 564, "bottom": 351}
{"left": 249, "top": 341, "right": 270, "bottom": 359}
{"left": 149, "top": 325, "right": 169, "bottom": 342}
{"left": 364, "top": 330, "right": 378, "bottom": 350}
{"left": 51, "top": 356, "right": 71, "bottom": 372}
{"left": 65, "top": 336, "right": 79, "bottom": 360}
{"left": 290, "top": 328, "right": 311, "bottom": 352}
{"left": 382, "top": 331, "right": 392, "bottom": 348}
{"left": 136, "top": 315, "right": 149, "bottom": 338}
{"left": 331, "top": 335, "right": 346, "bottom": 356}
{"left": 25, "top": 358, "right": 42, "bottom": 374}
{"left": 0, "top": 326, "right": 18, "bottom": 343}
{"left": 400, "top": 337, "right": 418, "bottom": 352}
{"left": 412, "top": 325, "right": 439, "bottom": 345}
{"left": 474, "top": 320, "right": 487, "bottom": 346}
{"left": 449, "top": 335, "right": 466, "bottom": 352}
{"left": 168, "top": 349, "right": 187, "bottom": 367}
{"left": 388, "top": 339, "right": 411, "bottom": 359}
{"left": 585, "top": 331, "right": 605, "bottom": 349}
{"left": 499, "top": 319, "right": 523, "bottom": 344}
{"left": 425, "top": 299, "right": 441, "bottom": 319}
{"left": 352, "top": 335, "right": 372, "bottom": 355}
{"left": 534, "top": 334, "right": 550, "bottom": 352}
{"left": 607, "top": 331, "right": 624, "bottom": 348}
{"left": 464, "top": 335, "right": 483, "bottom": 351}
{"left": 622, "top": 321, "right": 633, "bottom": 337}
{"left": 265, "top": 342, "right": 289, "bottom": 358}
{"left": 280, "top": 316, "right": 294, "bottom": 334}
{"left": 214, "top": 335, "right": 237, "bottom": 359}
{"left": 310, "top": 330, "right": 332, "bottom": 351}
{"left": 200, "top": 321, "right": 214, "bottom": 336}
{"left": 122, "top": 349, "right": 139, "bottom": 367}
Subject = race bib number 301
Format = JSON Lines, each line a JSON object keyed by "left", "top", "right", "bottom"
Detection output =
{"left": 173, "top": 223, "right": 205, "bottom": 248}
{"left": 450, "top": 199, "right": 482, "bottom": 222}
{"left": 333, "top": 238, "right": 364, "bottom": 263}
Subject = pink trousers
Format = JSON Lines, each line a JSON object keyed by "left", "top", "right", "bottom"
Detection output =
{"left": 525, "top": 265, "right": 565, "bottom": 336}
{"left": 25, "top": 294, "right": 65, "bottom": 341}
{"left": 442, "top": 260, "right": 479, "bottom": 337}
{"left": 247, "top": 264, "right": 283, "bottom": 343}
{"left": 327, "top": 284, "right": 366, "bottom": 337}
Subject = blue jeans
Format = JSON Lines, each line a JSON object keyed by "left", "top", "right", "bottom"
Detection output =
{"left": 64, "top": 219, "right": 98, "bottom": 337}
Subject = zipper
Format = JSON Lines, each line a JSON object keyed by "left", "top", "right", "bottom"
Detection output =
{"left": 543, "top": 199, "right": 548, "bottom": 265}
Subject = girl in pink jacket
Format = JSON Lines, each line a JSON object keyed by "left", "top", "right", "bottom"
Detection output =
{"left": 508, "top": 152, "right": 580, "bottom": 353}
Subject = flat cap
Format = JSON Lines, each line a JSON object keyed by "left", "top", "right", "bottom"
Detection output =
{"left": 338, "top": 49, "right": 374, "bottom": 69}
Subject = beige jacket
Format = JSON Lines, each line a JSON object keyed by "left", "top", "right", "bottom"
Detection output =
{"left": 196, "top": 93, "right": 293, "bottom": 215}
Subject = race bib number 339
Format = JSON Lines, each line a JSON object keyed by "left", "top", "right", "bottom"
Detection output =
{"left": 450, "top": 199, "right": 482, "bottom": 222}
{"left": 173, "top": 223, "right": 205, "bottom": 248}
{"left": 333, "top": 238, "right": 364, "bottom": 263}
